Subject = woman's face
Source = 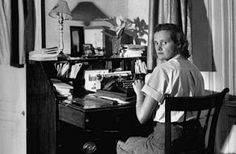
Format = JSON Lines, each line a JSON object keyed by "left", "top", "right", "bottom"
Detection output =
{"left": 154, "top": 30, "right": 177, "bottom": 61}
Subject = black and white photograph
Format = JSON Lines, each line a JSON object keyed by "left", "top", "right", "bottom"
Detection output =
{"left": 0, "top": 0, "right": 235, "bottom": 154}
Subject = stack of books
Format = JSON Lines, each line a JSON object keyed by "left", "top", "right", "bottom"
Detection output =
{"left": 51, "top": 78, "right": 73, "bottom": 98}
{"left": 29, "top": 47, "right": 58, "bottom": 61}
{"left": 123, "top": 44, "right": 146, "bottom": 57}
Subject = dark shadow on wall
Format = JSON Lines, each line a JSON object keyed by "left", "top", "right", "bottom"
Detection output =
{"left": 191, "top": 0, "right": 216, "bottom": 71}
{"left": 71, "top": 2, "right": 108, "bottom": 26}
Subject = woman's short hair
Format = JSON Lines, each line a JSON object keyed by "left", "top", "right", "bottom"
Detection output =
{"left": 154, "top": 23, "right": 190, "bottom": 59}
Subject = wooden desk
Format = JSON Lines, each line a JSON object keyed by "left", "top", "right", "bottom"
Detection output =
{"left": 58, "top": 100, "right": 152, "bottom": 154}
{"left": 26, "top": 60, "right": 149, "bottom": 154}
{"left": 59, "top": 101, "right": 138, "bottom": 131}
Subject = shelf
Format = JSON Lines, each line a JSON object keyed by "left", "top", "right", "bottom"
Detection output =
{"left": 29, "top": 56, "right": 146, "bottom": 63}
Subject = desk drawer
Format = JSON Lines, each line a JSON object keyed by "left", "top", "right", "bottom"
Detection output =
{"left": 84, "top": 108, "right": 135, "bottom": 131}
{"left": 59, "top": 103, "right": 137, "bottom": 131}
{"left": 59, "top": 103, "right": 86, "bottom": 128}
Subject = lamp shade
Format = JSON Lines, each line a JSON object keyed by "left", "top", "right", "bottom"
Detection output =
{"left": 49, "top": 0, "right": 72, "bottom": 20}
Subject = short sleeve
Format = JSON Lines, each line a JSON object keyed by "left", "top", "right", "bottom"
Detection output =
{"left": 141, "top": 66, "right": 168, "bottom": 104}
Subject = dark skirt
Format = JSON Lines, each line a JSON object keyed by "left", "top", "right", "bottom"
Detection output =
{"left": 116, "top": 122, "right": 183, "bottom": 154}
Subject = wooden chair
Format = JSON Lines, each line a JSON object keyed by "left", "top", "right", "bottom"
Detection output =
{"left": 165, "top": 88, "right": 229, "bottom": 154}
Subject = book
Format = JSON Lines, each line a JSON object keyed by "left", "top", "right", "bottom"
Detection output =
{"left": 51, "top": 78, "right": 73, "bottom": 97}
{"left": 29, "top": 47, "right": 58, "bottom": 61}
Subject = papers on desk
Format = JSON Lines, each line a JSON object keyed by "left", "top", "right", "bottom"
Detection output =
{"left": 29, "top": 47, "right": 58, "bottom": 61}
{"left": 97, "top": 95, "right": 130, "bottom": 104}
{"left": 69, "top": 94, "right": 131, "bottom": 109}
{"left": 51, "top": 79, "right": 73, "bottom": 98}
{"left": 96, "top": 89, "right": 135, "bottom": 101}
{"left": 71, "top": 95, "right": 117, "bottom": 109}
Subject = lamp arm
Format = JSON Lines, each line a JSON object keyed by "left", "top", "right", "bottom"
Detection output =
{"left": 58, "top": 13, "right": 64, "bottom": 54}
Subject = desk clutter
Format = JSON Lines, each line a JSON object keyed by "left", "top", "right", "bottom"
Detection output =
{"left": 121, "top": 44, "right": 146, "bottom": 57}
{"left": 54, "top": 62, "right": 83, "bottom": 79}
{"left": 54, "top": 74, "right": 138, "bottom": 108}
{"left": 70, "top": 95, "right": 118, "bottom": 109}
{"left": 29, "top": 44, "right": 146, "bottom": 61}
{"left": 50, "top": 58, "right": 147, "bottom": 108}
{"left": 35, "top": 49, "right": 148, "bottom": 110}
{"left": 52, "top": 73, "right": 147, "bottom": 109}
{"left": 51, "top": 78, "right": 73, "bottom": 98}
{"left": 57, "top": 72, "right": 147, "bottom": 109}
{"left": 60, "top": 94, "right": 132, "bottom": 109}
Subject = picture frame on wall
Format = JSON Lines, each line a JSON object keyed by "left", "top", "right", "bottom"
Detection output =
{"left": 70, "top": 26, "right": 84, "bottom": 57}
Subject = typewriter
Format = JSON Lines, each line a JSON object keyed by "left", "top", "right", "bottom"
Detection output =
{"left": 98, "top": 73, "right": 146, "bottom": 99}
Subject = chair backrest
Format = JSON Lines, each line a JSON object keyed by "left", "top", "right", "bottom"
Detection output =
{"left": 165, "top": 88, "right": 229, "bottom": 154}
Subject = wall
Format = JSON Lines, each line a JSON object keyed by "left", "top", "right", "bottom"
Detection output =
{"left": 0, "top": 66, "right": 26, "bottom": 154}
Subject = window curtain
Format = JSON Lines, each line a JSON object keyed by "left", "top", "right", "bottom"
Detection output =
{"left": 0, "top": 0, "right": 35, "bottom": 67}
{"left": 147, "top": 0, "right": 192, "bottom": 70}
{"left": 0, "top": 0, "right": 11, "bottom": 64}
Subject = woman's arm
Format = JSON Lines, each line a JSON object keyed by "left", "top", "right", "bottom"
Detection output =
{"left": 133, "top": 80, "right": 159, "bottom": 124}
{"left": 136, "top": 94, "right": 158, "bottom": 124}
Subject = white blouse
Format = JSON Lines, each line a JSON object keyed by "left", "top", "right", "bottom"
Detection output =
{"left": 142, "top": 55, "right": 204, "bottom": 123}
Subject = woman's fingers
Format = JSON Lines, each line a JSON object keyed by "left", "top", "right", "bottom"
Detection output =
{"left": 132, "top": 80, "right": 144, "bottom": 91}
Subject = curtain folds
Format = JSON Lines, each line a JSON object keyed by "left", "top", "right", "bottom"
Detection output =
{"left": 0, "top": 0, "right": 35, "bottom": 66}
{"left": 0, "top": 0, "right": 11, "bottom": 64}
{"left": 24, "top": 0, "right": 35, "bottom": 59}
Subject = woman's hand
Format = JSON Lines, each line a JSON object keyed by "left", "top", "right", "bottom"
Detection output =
{"left": 132, "top": 79, "right": 144, "bottom": 95}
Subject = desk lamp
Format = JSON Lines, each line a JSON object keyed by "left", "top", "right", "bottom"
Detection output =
{"left": 49, "top": 0, "right": 72, "bottom": 56}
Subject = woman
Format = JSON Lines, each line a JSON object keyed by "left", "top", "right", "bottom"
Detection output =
{"left": 117, "top": 23, "right": 205, "bottom": 154}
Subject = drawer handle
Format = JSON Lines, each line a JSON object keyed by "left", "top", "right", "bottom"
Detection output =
{"left": 83, "top": 142, "right": 97, "bottom": 153}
